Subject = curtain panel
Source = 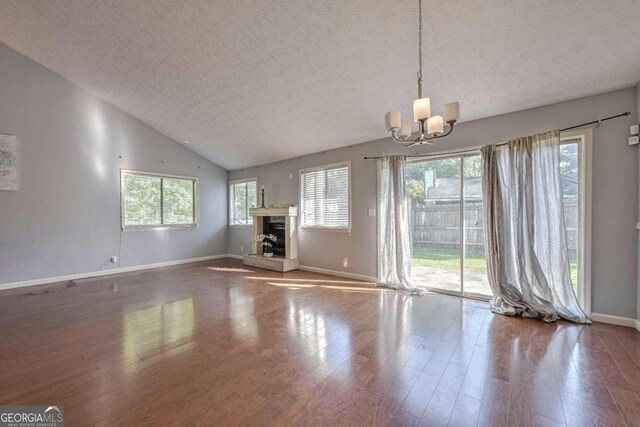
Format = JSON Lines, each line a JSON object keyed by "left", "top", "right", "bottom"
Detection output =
{"left": 377, "top": 155, "right": 425, "bottom": 294}
{"left": 481, "top": 131, "right": 590, "bottom": 323}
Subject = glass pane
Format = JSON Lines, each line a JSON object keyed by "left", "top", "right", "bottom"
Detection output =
{"left": 302, "top": 170, "right": 325, "bottom": 227}
{"left": 247, "top": 181, "right": 257, "bottom": 224}
{"left": 325, "top": 166, "right": 349, "bottom": 228}
{"left": 123, "top": 174, "right": 162, "bottom": 226}
{"left": 463, "top": 155, "right": 492, "bottom": 297}
{"left": 234, "top": 183, "right": 247, "bottom": 225}
{"left": 407, "top": 158, "right": 462, "bottom": 293}
{"left": 163, "top": 178, "right": 195, "bottom": 225}
{"left": 560, "top": 142, "right": 579, "bottom": 291}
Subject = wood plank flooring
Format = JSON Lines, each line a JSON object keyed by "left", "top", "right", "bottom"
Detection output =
{"left": 1, "top": 258, "right": 640, "bottom": 426}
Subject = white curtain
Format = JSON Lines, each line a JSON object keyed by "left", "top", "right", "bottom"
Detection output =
{"left": 481, "top": 130, "right": 590, "bottom": 324}
{"left": 377, "top": 155, "right": 425, "bottom": 294}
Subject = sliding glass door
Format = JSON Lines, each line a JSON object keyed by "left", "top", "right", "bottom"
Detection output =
{"left": 560, "top": 130, "right": 591, "bottom": 312}
{"left": 406, "top": 153, "right": 491, "bottom": 298}
{"left": 408, "top": 157, "right": 462, "bottom": 294}
{"left": 405, "top": 133, "right": 589, "bottom": 307}
{"left": 462, "top": 156, "right": 492, "bottom": 297}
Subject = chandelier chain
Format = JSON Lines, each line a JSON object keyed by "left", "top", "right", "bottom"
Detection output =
{"left": 418, "top": 0, "right": 422, "bottom": 81}
{"left": 383, "top": 0, "right": 459, "bottom": 146}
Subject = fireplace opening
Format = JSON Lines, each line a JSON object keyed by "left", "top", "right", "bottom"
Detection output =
{"left": 263, "top": 216, "right": 286, "bottom": 257}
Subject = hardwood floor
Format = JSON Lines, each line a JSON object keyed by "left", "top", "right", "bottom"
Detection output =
{"left": 1, "top": 258, "right": 640, "bottom": 426}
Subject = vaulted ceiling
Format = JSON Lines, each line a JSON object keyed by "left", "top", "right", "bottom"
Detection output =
{"left": 1, "top": 0, "right": 639, "bottom": 170}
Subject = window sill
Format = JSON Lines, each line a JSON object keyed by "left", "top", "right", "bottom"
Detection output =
{"left": 299, "top": 226, "right": 351, "bottom": 234}
{"left": 122, "top": 225, "right": 197, "bottom": 232}
{"left": 229, "top": 224, "right": 253, "bottom": 229}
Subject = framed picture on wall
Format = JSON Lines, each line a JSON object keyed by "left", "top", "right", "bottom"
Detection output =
{"left": 0, "top": 134, "right": 17, "bottom": 191}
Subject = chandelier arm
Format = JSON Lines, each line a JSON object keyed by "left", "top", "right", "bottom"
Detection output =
{"left": 389, "top": 124, "right": 457, "bottom": 145}
{"left": 424, "top": 122, "right": 456, "bottom": 141}
{"left": 390, "top": 130, "right": 422, "bottom": 146}
{"left": 390, "top": 131, "right": 413, "bottom": 144}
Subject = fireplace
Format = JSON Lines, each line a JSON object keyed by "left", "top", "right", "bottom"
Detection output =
{"left": 244, "top": 206, "right": 299, "bottom": 272}
{"left": 262, "top": 216, "right": 286, "bottom": 257}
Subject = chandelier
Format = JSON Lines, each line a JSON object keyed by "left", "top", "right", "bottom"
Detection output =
{"left": 384, "top": 0, "right": 460, "bottom": 147}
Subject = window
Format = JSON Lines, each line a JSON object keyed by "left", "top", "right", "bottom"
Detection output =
{"left": 300, "top": 162, "right": 350, "bottom": 231}
{"left": 229, "top": 178, "right": 257, "bottom": 226}
{"left": 121, "top": 170, "right": 197, "bottom": 230}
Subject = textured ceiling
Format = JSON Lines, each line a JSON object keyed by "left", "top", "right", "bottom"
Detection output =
{"left": 0, "top": 0, "right": 639, "bottom": 170}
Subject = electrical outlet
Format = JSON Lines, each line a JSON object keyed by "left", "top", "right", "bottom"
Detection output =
{"left": 289, "top": 173, "right": 293, "bottom": 180}
{"left": 342, "top": 257, "right": 348, "bottom": 268}
{"left": 368, "top": 209, "right": 376, "bottom": 217}
{"left": 240, "top": 245, "right": 244, "bottom": 252}
{"left": 110, "top": 256, "right": 119, "bottom": 264}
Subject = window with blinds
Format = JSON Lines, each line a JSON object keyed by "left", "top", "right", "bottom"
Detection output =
{"left": 300, "top": 162, "right": 350, "bottom": 230}
{"left": 229, "top": 178, "right": 257, "bottom": 226}
{"left": 121, "top": 170, "right": 197, "bottom": 230}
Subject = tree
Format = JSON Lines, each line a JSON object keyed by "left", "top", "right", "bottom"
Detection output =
{"left": 560, "top": 144, "right": 578, "bottom": 179}
{"left": 124, "top": 175, "right": 195, "bottom": 226}
{"left": 406, "top": 179, "right": 425, "bottom": 206}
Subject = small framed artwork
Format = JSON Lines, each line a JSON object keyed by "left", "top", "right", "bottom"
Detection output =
{"left": 0, "top": 134, "right": 18, "bottom": 191}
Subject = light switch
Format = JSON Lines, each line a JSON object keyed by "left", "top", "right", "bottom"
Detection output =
{"left": 368, "top": 209, "right": 376, "bottom": 217}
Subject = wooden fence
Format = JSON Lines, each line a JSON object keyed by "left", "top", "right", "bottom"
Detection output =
{"left": 410, "top": 198, "right": 578, "bottom": 255}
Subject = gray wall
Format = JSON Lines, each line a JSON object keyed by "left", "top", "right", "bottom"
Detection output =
{"left": 0, "top": 44, "right": 228, "bottom": 285}
{"left": 230, "top": 88, "right": 638, "bottom": 319}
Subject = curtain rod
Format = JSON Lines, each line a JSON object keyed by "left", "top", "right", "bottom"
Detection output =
{"left": 364, "top": 111, "right": 631, "bottom": 160}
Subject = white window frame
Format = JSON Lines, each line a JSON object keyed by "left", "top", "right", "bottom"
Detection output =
{"left": 120, "top": 169, "right": 198, "bottom": 232}
{"left": 561, "top": 128, "right": 593, "bottom": 315}
{"left": 229, "top": 177, "right": 258, "bottom": 228}
{"left": 299, "top": 161, "right": 352, "bottom": 233}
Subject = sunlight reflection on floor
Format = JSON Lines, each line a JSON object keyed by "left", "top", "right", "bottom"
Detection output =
{"left": 263, "top": 281, "right": 393, "bottom": 293}
{"left": 246, "top": 276, "right": 377, "bottom": 285}
{"left": 207, "top": 266, "right": 255, "bottom": 273}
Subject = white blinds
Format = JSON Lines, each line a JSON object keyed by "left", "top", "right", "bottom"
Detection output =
{"left": 300, "top": 164, "right": 350, "bottom": 229}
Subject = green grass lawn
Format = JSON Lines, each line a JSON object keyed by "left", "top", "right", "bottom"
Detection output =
{"left": 412, "top": 247, "right": 487, "bottom": 274}
{"left": 411, "top": 246, "right": 578, "bottom": 285}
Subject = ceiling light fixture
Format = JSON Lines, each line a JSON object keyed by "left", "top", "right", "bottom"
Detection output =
{"left": 184, "top": 140, "right": 190, "bottom": 144}
{"left": 385, "top": 0, "right": 460, "bottom": 147}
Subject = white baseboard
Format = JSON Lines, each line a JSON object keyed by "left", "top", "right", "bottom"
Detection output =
{"left": 591, "top": 312, "right": 639, "bottom": 330}
{"left": 0, "top": 254, "right": 230, "bottom": 292}
{"left": 227, "top": 253, "right": 244, "bottom": 260}
{"left": 298, "top": 265, "right": 378, "bottom": 283}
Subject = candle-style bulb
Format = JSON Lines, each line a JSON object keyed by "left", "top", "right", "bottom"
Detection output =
{"left": 413, "top": 98, "right": 431, "bottom": 122}
{"left": 385, "top": 111, "right": 401, "bottom": 132}
{"left": 443, "top": 102, "right": 460, "bottom": 123}
{"left": 427, "top": 115, "right": 444, "bottom": 135}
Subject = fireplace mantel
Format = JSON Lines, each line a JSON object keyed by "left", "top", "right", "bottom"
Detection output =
{"left": 249, "top": 207, "right": 298, "bottom": 217}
